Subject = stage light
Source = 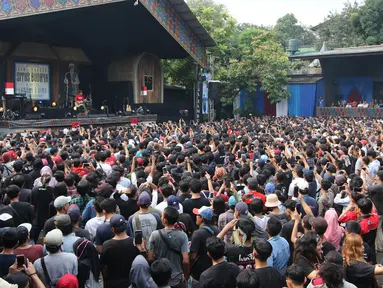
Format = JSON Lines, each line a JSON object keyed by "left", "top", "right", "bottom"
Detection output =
{"left": 101, "top": 106, "right": 105, "bottom": 111}
{"left": 0, "top": 107, "right": 3, "bottom": 113}
{"left": 33, "top": 106, "right": 38, "bottom": 112}
{"left": 66, "top": 112, "right": 72, "bottom": 117}
{"left": 118, "top": 110, "right": 123, "bottom": 116}
{"left": 73, "top": 106, "right": 77, "bottom": 111}
{"left": 52, "top": 102, "right": 57, "bottom": 107}
{"left": 134, "top": 0, "right": 139, "bottom": 5}
{"left": 40, "top": 113, "right": 46, "bottom": 119}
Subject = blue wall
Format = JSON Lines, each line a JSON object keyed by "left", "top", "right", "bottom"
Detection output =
{"left": 239, "top": 86, "right": 265, "bottom": 114}
{"left": 288, "top": 83, "right": 316, "bottom": 117}
{"left": 316, "top": 79, "right": 325, "bottom": 107}
{"left": 337, "top": 76, "right": 373, "bottom": 103}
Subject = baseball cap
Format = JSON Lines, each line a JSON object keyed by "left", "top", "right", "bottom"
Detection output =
{"left": 235, "top": 202, "right": 248, "bottom": 216}
{"left": 193, "top": 206, "right": 213, "bottom": 221}
{"left": 296, "top": 178, "right": 309, "bottom": 190}
{"left": 18, "top": 223, "right": 32, "bottom": 232}
{"left": 265, "top": 183, "right": 275, "bottom": 195}
{"left": 137, "top": 192, "right": 151, "bottom": 205}
{"left": 56, "top": 273, "right": 79, "bottom": 288}
{"left": 361, "top": 140, "right": 368, "bottom": 145}
{"left": 54, "top": 196, "right": 71, "bottom": 209}
{"left": 260, "top": 155, "right": 268, "bottom": 162}
{"left": 335, "top": 175, "right": 347, "bottom": 186}
{"left": 303, "top": 169, "right": 314, "bottom": 178}
{"left": 45, "top": 229, "right": 64, "bottom": 247}
{"left": 167, "top": 195, "right": 180, "bottom": 211}
{"left": 13, "top": 160, "right": 24, "bottom": 171}
{"left": 110, "top": 214, "right": 126, "bottom": 229}
{"left": 67, "top": 204, "right": 81, "bottom": 222}
{"left": 228, "top": 196, "right": 237, "bottom": 207}
{"left": 55, "top": 214, "right": 72, "bottom": 228}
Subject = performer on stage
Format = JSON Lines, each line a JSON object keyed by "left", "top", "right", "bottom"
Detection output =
{"left": 64, "top": 63, "right": 80, "bottom": 107}
{"left": 75, "top": 91, "right": 85, "bottom": 106}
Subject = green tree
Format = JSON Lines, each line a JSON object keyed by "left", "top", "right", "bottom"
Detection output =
{"left": 274, "top": 13, "right": 316, "bottom": 46}
{"left": 315, "top": 1, "right": 365, "bottom": 49}
{"left": 163, "top": 0, "right": 237, "bottom": 88}
{"left": 352, "top": 0, "right": 383, "bottom": 45}
{"left": 220, "top": 30, "right": 290, "bottom": 104}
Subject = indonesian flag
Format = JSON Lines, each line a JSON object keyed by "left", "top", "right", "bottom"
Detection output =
{"left": 5, "top": 83, "right": 14, "bottom": 95}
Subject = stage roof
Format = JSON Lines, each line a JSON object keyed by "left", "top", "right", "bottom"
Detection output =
{"left": 289, "top": 45, "right": 383, "bottom": 60}
{"left": 0, "top": 0, "right": 215, "bottom": 66}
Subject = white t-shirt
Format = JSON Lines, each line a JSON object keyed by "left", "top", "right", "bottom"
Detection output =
{"left": 155, "top": 201, "right": 183, "bottom": 213}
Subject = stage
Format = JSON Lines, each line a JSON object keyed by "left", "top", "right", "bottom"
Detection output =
{"left": 0, "top": 114, "right": 157, "bottom": 131}
{"left": 317, "top": 107, "right": 383, "bottom": 118}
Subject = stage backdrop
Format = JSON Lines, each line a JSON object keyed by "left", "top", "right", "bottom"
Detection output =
{"left": 14, "top": 62, "right": 50, "bottom": 101}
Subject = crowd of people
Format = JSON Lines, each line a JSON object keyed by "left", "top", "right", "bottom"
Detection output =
{"left": 0, "top": 116, "right": 383, "bottom": 288}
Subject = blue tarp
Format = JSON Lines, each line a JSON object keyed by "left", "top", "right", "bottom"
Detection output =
{"left": 239, "top": 86, "right": 264, "bottom": 114}
{"left": 337, "top": 76, "right": 373, "bottom": 103}
{"left": 288, "top": 84, "right": 316, "bottom": 117}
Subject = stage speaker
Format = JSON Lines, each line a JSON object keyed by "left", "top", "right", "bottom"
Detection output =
{"left": 208, "top": 81, "right": 220, "bottom": 100}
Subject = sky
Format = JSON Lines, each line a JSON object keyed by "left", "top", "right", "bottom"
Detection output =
{"left": 212, "top": 0, "right": 364, "bottom": 27}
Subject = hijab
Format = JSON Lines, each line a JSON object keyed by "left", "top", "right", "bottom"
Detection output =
{"left": 324, "top": 208, "right": 344, "bottom": 250}
{"left": 73, "top": 238, "right": 100, "bottom": 288}
{"left": 129, "top": 255, "right": 156, "bottom": 288}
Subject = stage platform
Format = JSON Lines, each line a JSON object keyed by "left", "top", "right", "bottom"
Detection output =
{"left": 0, "top": 114, "right": 157, "bottom": 131}
{"left": 317, "top": 107, "right": 383, "bottom": 118}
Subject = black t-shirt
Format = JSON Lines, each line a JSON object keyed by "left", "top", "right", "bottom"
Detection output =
{"left": 344, "top": 261, "right": 375, "bottom": 288}
{"left": 94, "top": 222, "right": 114, "bottom": 246}
{"left": 73, "top": 227, "right": 91, "bottom": 240}
{"left": 368, "top": 184, "right": 383, "bottom": 215}
{"left": 257, "top": 267, "right": 285, "bottom": 288}
{"left": 100, "top": 237, "right": 139, "bottom": 288}
{"left": 276, "top": 183, "right": 287, "bottom": 195}
{"left": 113, "top": 193, "right": 139, "bottom": 220}
{"left": 183, "top": 197, "right": 211, "bottom": 227}
{"left": 294, "top": 255, "right": 315, "bottom": 277}
{"left": 225, "top": 244, "right": 255, "bottom": 270}
{"left": 0, "top": 202, "right": 35, "bottom": 227}
{"left": 199, "top": 261, "right": 240, "bottom": 288}
{"left": 190, "top": 226, "right": 219, "bottom": 280}
{"left": 214, "top": 151, "right": 226, "bottom": 165}
{"left": 280, "top": 220, "right": 304, "bottom": 265}
{"left": 0, "top": 254, "right": 16, "bottom": 278}
{"left": 178, "top": 194, "right": 191, "bottom": 204}
{"left": 31, "top": 186, "right": 55, "bottom": 226}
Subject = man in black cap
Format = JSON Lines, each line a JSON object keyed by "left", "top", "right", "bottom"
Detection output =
{"left": 100, "top": 214, "right": 143, "bottom": 288}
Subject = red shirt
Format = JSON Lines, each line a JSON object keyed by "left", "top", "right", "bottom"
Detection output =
{"left": 71, "top": 167, "right": 90, "bottom": 177}
{"left": 359, "top": 211, "right": 379, "bottom": 235}
{"left": 75, "top": 94, "right": 84, "bottom": 102}
{"left": 339, "top": 210, "right": 357, "bottom": 223}
{"left": 244, "top": 190, "right": 266, "bottom": 205}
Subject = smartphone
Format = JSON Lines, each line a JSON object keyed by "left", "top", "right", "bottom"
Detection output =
{"left": 241, "top": 154, "right": 246, "bottom": 161}
{"left": 16, "top": 255, "right": 26, "bottom": 269}
{"left": 225, "top": 180, "right": 231, "bottom": 188}
{"left": 134, "top": 230, "right": 143, "bottom": 245}
{"left": 83, "top": 163, "right": 90, "bottom": 168}
{"left": 162, "top": 167, "right": 167, "bottom": 174}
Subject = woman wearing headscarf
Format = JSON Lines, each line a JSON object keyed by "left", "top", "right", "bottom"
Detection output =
{"left": 73, "top": 238, "right": 101, "bottom": 288}
{"left": 324, "top": 208, "right": 344, "bottom": 250}
{"left": 33, "top": 166, "right": 57, "bottom": 189}
{"left": 129, "top": 255, "right": 156, "bottom": 288}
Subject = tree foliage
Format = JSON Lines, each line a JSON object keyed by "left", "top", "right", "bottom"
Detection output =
{"left": 274, "top": 13, "right": 316, "bottom": 46}
{"left": 220, "top": 30, "right": 290, "bottom": 104}
{"left": 315, "top": 1, "right": 367, "bottom": 49}
{"left": 164, "top": 0, "right": 293, "bottom": 105}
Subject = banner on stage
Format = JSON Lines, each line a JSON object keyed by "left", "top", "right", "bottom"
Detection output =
{"left": 15, "top": 62, "right": 50, "bottom": 100}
